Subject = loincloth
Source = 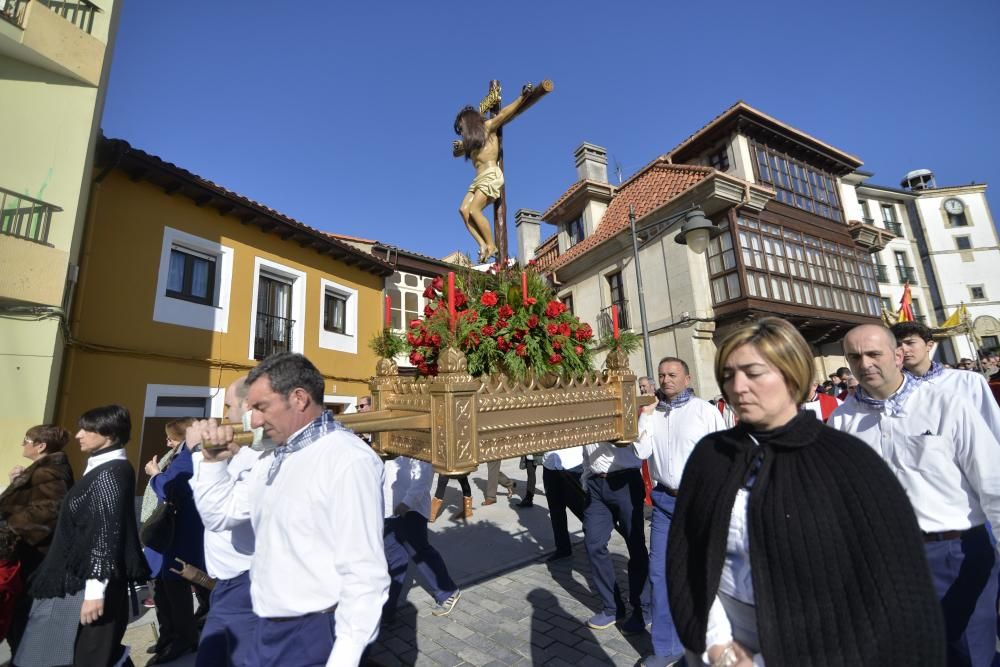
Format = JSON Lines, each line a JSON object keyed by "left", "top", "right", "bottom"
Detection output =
{"left": 467, "top": 166, "right": 504, "bottom": 200}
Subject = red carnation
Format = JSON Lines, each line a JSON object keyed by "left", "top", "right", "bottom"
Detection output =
{"left": 430, "top": 334, "right": 442, "bottom": 347}
{"left": 553, "top": 341, "right": 561, "bottom": 351}
{"left": 496, "top": 319, "right": 508, "bottom": 330}
{"left": 528, "top": 259, "right": 538, "bottom": 267}
{"left": 482, "top": 325, "right": 496, "bottom": 336}
{"left": 575, "top": 324, "right": 593, "bottom": 341}
{"left": 549, "top": 353, "right": 562, "bottom": 364}
{"left": 480, "top": 291, "right": 499, "bottom": 306}
{"left": 464, "top": 332, "right": 481, "bottom": 348}
{"left": 427, "top": 363, "right": 439, "bottom": 376}
{"left": 547, "top": 324, "right": 559, "bottom": 335}
{"left": 423, "top": 286, "right": 436, "bottom": 299}
{"left": 409, "top": 319, "right": 422, "bottom": 329}
{"left": 525, "top": 297, "right": 537, "bottom": 306}
{"left": 559, "top": 322, "right": 571, "bottom": 337}
{"left": 463, "top": 310, "right": 479, "bottom": 323}
{"left": 498, "top": 305, "right": 514, "bottom": 319}
{"left": 423, "top": 304, "right": 434, "bottom": 318}
{"left": 527, "top": 314, "right": 539, "bottom": 329}
{"left": 406, "top": 332, "right": 419, "bottom": 345}
{"left": 515, "top": 343, "right": 527, "bottom": 357}
{"left": 431, "top": 276, "right": 444, "bottom": 291}
{"left": 418, "top": 362, "right": 430, "bottom": 375}
{"left": 545, "top": 301, "right": 566, "bottom": 318}
{"left": 409, "top": 351, "right": 424, "bottom": 365}
{"left": 513, "top": 329, "right": 525, "bottom": 342}
{"left": 455, "top": 292, "right": 468, "bottom": 308}
{"left": 574, "top": 345, "right": 584, "bottom": 355}
{"left": 497, "top": 336, "right": 509, "bottom": 351}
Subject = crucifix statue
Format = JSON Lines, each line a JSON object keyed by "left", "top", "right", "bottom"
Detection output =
{"left": 453, "top": 78, "right": 553, "bottom": 266}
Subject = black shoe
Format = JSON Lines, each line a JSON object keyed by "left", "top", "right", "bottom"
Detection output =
{"left": 146, "top": 639, "right": 169, "bottom": 655}
{"left": 516, "top": 495, "right": 534, "bottom": 508}
{"left": 148, "top": 643, "right": 197, "bottom": 665}
{"left": 545, "top": 550, "right": 572, "bottom": 562}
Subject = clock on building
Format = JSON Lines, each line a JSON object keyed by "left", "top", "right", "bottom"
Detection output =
{"left": 944, "top": 198, "right": 965, "bottom": 215}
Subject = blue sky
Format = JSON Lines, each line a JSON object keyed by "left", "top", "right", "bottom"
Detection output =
{"left": 102, "top": 1, "right": 1000, "bottom": 259}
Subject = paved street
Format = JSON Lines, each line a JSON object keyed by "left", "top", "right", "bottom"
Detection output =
{"left": 1, "top": 459, "right": 651, "bottom": 666}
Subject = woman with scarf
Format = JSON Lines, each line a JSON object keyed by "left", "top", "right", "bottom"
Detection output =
{"left": 15, "top": 405, "right": 149, "bottom": 667}
{"left": 666, "top": 317, "right": 944, "bottom": 666}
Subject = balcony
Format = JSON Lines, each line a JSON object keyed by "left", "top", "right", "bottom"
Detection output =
{"left": 884, "top": 221, "right": 903, "bottom": 237}
{"left": 254, "top": 312, "right": 295, "bottom": 361}
{"left": 875, "top": 264, "right": 890, "bottom": 283}
{"left": 597, "top": 300, "right": 629, "bottom": 339}
{"left": 0, "top": 0, "right": 105, "bottom": 86}
{"left": 896, "top": 266, "right": 918, "bottom": 285}
{"left": 0, "top": 185, "right": 68, "bottom": 306}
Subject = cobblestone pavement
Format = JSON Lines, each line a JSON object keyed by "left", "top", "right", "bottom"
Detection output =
{"left": 367, "top": 542, "right": 652, "bottom": 667}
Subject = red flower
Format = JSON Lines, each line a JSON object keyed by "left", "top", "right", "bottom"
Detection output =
{"left": 552, "top": 341, "right": 561, "bottom": 351}
{"left": 482, "top": 325, "right": 496, "bottom": 336}
{"left": 545, "top": 301, "right": 566, "bottom": 318}
{"left": 575, "top": 324, "right": 593, "bottom": 341}
{"left": 463, "top": 309, "right": 479, "bottom": 323}
{"left": 464, "top": 332, "right": 481, "bottom": 348}
{"left": 418, "top": 362, "right": 430, "bottom": 375}
{"left": 515, "top": 343, "right": 527, "bottom": 357}
{"left": 406, "top": 332, "right": 420, "bottom": 345}
{"left": 513, "top": 329, "right": 525, "bottom": 342}
{"left": 427, "top": 363, "right": 439, "bottom": 376}
{"left": 430, "top": 334, "right": 442, "bottom": 347}
{"left": 480, "top": 291, "right": 499, "bottom": 306}
{"left": 549, "top": 353, "right": 562, "bottom": 364}
{"left": 574, "top": 345, "right": 584, "bottom": 355}
{"left": 527, "top": 314, "right": 539, "bottom": 329}
{"left": 423, "top": 304, "right": 434, "bottom": 318}
{"left": 409, "top": 319, "right": 422, "bottom": 329}
{"left": 423, "top": 286, "right": 436, "bottom": 299}
{"left": 525, "top": 297, "right": 538, "bottom": 306}
{"left": 455, "top": 292, "right": 468, "bottom": 308}
{"left": 497, "top": 336, "right": 510, "bottom": 351}
{"left": 409, "top": 351, "right": 424, "bottom": 365}
{"left": 431, "top": 276, "right": 444, "bottom": 291}
{"left": 546, "top": 324, "right": 559, "bottom": 336}
{"left": 528, "top": 259, "right": 538, "bottom": 267}
{"left": 559, "top": 322, "right": 571, "bottom": 336}
{"left": 498, "top": 305, "right": 514, "bottom": 319}
{"left": 496, "top": 319, "right": 508, "bottom": 330}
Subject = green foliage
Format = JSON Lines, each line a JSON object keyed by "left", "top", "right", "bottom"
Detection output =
{"left": 598, "top": 329, "right": 642, "bottom": 354}
{"left": 369, "top": 328, "right": 407, "bottom": 359}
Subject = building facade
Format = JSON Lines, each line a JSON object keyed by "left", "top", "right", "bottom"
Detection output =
{"left": 55, "top": 137, "right": 394, "bottom": 474}
{"left": 0, "top": 0, "right": 121, "bottom": 475}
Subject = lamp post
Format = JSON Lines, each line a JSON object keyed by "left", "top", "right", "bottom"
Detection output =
{"left": 628, "top": 205, "right": 721, "bottom": 382}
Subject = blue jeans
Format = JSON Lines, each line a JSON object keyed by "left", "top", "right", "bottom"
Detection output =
{"left": 924, "top": 525, "right": 999, "bottom": 667}
{"left": 197, "top": 571, "right": 258, "bottom": 667}
{"left": 256, "top": 611, "right": 336, "bottom": 666}
{"left": 383, "top": 511, "right": 458, "bottom": 615}
{"left": 583, "top": 469, "right": 648, "bottom": 616}
{"left": 649, "top": 487, "right": 684, "bottom": 657}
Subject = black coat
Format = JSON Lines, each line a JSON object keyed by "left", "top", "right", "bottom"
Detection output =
{"left": 667, "top": 411, "right": 945, "bottom": 666}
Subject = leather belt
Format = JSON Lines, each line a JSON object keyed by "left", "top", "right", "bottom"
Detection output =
{"left": 654, "top": 483, "right": 678, "bottom": 497}
{"left": 594, "top": 469, "right": 635, "bottom": 479}
{"left": 265, "top": 604, "right": 337, "bottom": 622}
{"left": 922, "top": 529, "right": 969, "bottom": 543}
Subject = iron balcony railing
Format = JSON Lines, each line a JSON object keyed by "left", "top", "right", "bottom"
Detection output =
{"left": 885, "top": 221, "right": 903, "bottom": 236}
{"left": 0, "top": 0, "right": 98, "bottom": 33}
{"left": 875, "top": 264, "right": 890, "bottom": 283}
{"left": 254, "top": 313, "right": 295, "bottom": 361}
{"left": 0, "top": 185, "right": 61, "bottom": 244}
{"left": 598, "top": 300, "right": 630, "bottom": 339}
{"left": 861, "top": 217, "right": 875, "bottom": 225}
{"left": 897, "top": 266, "right": 918, "bottom": 285}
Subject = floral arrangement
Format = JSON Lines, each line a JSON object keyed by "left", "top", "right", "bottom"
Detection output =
{"left": 403, "top": 264, "right": 596, "bottom": 380}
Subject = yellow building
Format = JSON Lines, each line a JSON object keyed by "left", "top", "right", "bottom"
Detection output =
{"left": 55, "top": 137, "right": 394, "bottom": 473}
{"left": 0, "top": 0, "right": 120, "bottom": 476}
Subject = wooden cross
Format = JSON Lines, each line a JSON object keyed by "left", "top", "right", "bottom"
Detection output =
{"left": 455, "top": 78, "right": 553, "bottom": 267}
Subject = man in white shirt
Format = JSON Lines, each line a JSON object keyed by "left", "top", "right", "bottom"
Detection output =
{"left": 381, "top": 456, "right": 461, "bottom": 623}
{"left": 541, "top": 446, "right": 586, "bottom": 562}
{"left": 891, "top": 320, "right": 1000, "bottom": 439}
{"left": 801, "top": 382, "right": 842, "bottom": 422}
{"left": 190, "top": 376, "right": 265, "bottom": 667}
{"left": 581, "top": 430, "right": 649, "bottom": 633}
{"left": 830, "top": 324, "right": 1000, "bottom": 666}
{"left": 189, "top": 353, "right": 389, "bottom": 667}
{"left": 634, "top": 357, "right": 725, "bottom": 667}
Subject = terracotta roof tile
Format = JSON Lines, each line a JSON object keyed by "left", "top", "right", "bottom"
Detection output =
{"left": 547, "top": 160, "right": 713, "bottom": 272}
{"left": 542, "top": 179, "right": 612, "bottom": 221}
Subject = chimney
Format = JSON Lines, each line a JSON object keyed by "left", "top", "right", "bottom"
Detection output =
{"left": 574, "top": 142, "right": 608, "bottom": 183}
{"left": 514, "top": 208, "right": 542, "bottom": 266}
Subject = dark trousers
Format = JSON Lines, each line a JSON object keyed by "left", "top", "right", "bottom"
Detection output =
{"left": 583, "top": 470, "right": 648, "bottom": 616}
{"left": 434, "top": 474, "right": 471, "bottom": 499}
{"left": 485, "top": 460, "right": 513, "bottom": 501}
{"left": 256, "top": 612, "right": 336, "bottom": 666}
{"left": 74, "top": 579, "right": 131, "bottom": 667}
{"left": 522, "top": 459, "right": 538, "bottom": 497}
{"left": 153, "top": 575, "right": 198, "bottom": 650}
{"left": 6, "top": 590, "right": 31, "bottom": 657}
{"left": 543, "top": 467, "right": 584, "bottom": 555}
{"left": 925, "top": 524, "right": 999, "bottom": 667}
{"left": 197, "top": 571, "right": 258, "bottom": 667}
{"left": 649, "top": 487, "right": 683, "bottom": 657}
{"left": 383, "top": 512, "right": 457, "bottom": 615}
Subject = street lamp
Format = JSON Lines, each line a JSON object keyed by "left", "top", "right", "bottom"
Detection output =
{"left": 629, "top": 205, "right": 722, "bottom": 380}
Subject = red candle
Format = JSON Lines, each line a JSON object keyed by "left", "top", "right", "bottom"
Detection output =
{"left": 521, "top": 271, "right": 528, "bottom": 306}
{"left": 384, "top": 295, "right": 391, "bottom": 328}
{"left": 612, "top": 304, "right": 620, "bottom": 340}
{"left": 448, "top": 272, "right": 456, "bottom": 330}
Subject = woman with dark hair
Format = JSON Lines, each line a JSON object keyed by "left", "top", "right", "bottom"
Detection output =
{"left": 666, "top": 317, "right": 944, "bottom": 666}
{"left": 141, "top": 417, "right": 204, "bottom": 665}
{"left": 0, "top": 425, "right": 75, "bottom": 654}
{"left": 15, "top": 405, "right": 149, "bottom": 667}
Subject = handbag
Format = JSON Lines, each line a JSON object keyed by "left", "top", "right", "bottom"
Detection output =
{"left": 140, "top": 500, "right": 176, "bottom": 552}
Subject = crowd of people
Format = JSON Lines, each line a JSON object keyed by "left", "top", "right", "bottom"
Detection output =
{"left": 0, "top": 317, "right": 997, "bottom": 666}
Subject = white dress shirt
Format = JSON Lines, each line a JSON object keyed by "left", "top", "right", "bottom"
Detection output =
{"left": 542, "top": 446, "right": 584, "bottom": 471}
{"left": 829, "top": 381, "right": 1000, "bottom": 534}
{"left": 192, "top": 427, "right": 389, "bottom": 667}
{"left": 923, "top": 368, "right": 1000, "bottom": 441}
{"left": 582, "top": 441, "right": 644, "bottom": 478}
{"left": 633, "top": 398, "right": 726, "bottom": 490}
{"left": 83, "top": 448, "right": 129, "bottom": 601}
{"left": 192, "top": 446, "right": 261, "bottom": 580}
{"left": 383, "top": 456, "right": 432, "bottom": 520}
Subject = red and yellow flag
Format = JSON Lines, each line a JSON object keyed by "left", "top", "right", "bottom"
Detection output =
{"left": 896, "top": 283, "right": 915, "bottom": 323}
